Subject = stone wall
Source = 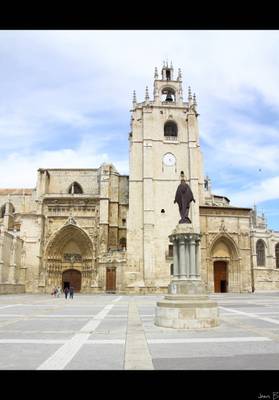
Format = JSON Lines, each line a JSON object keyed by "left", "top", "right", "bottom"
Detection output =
{"left": 0, "top": 230, "right": 25, "bottom": 294}
{"left": 37, "top": 168, "right": 100, "bottom": 196}
{"left": 0, "top": 284, "right": 25, "bottom": 294}
{"left": 251, "top": 228, "right": 279, "bottom": 291}
{"left": 253, "top": 268, "right": 279, "bottom": 291}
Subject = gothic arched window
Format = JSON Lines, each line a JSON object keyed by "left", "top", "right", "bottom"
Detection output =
{"left": 256, "top": 239, "right": 265, "bottom": 266}
{"left": 275, "top": 243, "right": 279, "bottom": 268}
{"left": 68, "top": 182, "right": 83, "bottom": 194}
{"left": 164, "top": 121, "right": 178, "bottom": 138}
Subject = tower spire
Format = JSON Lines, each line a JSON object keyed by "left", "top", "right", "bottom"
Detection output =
{"left": 177, "top": 68, "right": 182, "bottom": 81}
{"left": 145, "top": 86, "right": 150, "bottom": 102}
{"left": 193, "top": 93, "right": 197, "bottom": 106}
{"left": 132, "top": 90, "right": 137, "bottom": 106}
{"left": 188, "top": 86, "right": 192, "bottom": 101}
{"left": 154, "top": 67, "right": 158, "bottom": 79}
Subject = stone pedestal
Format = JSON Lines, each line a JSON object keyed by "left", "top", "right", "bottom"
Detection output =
{"left": 155, "top": 224, "right": 219, "bottom": 329}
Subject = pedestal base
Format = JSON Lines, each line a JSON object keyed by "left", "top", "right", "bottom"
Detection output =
{"left": 155, "top": 280, "right": 219, "bottom": 329}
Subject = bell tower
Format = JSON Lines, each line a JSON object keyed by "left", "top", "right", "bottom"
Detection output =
{"left": 126, "top": 62, "right": 206, "bottom": 291}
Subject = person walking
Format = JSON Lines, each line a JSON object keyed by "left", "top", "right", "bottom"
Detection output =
{"left": 64, "top": 286, "right": 69, "bottom": 299}
{"left": 69, "top": 286, "right": 74, "bottom": 299}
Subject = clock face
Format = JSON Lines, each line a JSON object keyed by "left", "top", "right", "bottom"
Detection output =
{"left": 163, "top": 153, "right": 176, "bottom": 166}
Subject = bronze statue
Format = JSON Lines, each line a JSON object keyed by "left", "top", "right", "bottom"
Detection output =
{"left": 174, "top": 172, "right": 195, "bottom": 223}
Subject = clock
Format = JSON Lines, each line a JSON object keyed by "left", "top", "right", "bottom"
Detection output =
{"left": 163, "top": 153, "right": 176, "bottom": 166}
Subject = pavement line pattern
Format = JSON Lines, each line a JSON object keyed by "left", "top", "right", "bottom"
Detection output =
{"left": 10, "top": 304, "right": 114, "bottom": 307}
{"left": 221, "top": 317, "right": 279, "bottom": 343}
{"left": 220, "top": 311, "right": 279, "bottom": 316}
{"left": 0, "top": 314, "right": 128, "bottom": 318}
{"left": 148, "top": 337, "right": 271, "bottom": 344}
{"left": 0, "top": 339, "right": 125, "bottom": 345}
{"left": 124, "top": 302, "right": 154, "bottom": 370}
{"left": 0, "top": 337, "right": 270, "bottom": 345}
{"left": 238, "top": 311, "right": 279, "bottom": 315}
{"left": 7, "top": 304, "right": 128, "bottom": 308}
{"left": 220, "top": 307, "right": 279, "bottom": 325}
{"left": 0, "top": 305, "right": 22, "bottom": 309}
{"left": 0, "top": 339, "right": 66, "bottom": 344}
{"left": 37, "top": 303, "right": 114, "bottom": 370}
{"left": 0, "top": 314, "right": 95, "bottom": 318}
{"left": 113, "top": 296, "right": 123, "bottom": 303}
{"left": 86, "top": 339, "right": 125, "bottom": 344}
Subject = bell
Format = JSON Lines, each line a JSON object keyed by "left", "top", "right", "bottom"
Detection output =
{"left": 165, "top": 91, "right": 173, "bottom": 102}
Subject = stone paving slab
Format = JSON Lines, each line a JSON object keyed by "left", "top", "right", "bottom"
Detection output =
{"left": 65, "top": 344, "right": 125, "bottom": 370}
{"left": 0, "top": 331, "right": 75, "bottom": 340}
{"left": 0, "top": 343, "right": 62, "bottom": 369}
{"left": 152, "top": 353, "right": 279, "bottom": 370}
{"left": 106, "top": 311, "right": 128, "bottom": 316}
{"left": 124, "top": 302, "right": 154, "bottom": 370}
{"left": 4, "top": 319, "right": 89, "bottom": 332}
{"left": 148, "top": 340, "right": 279, "bottom": 359}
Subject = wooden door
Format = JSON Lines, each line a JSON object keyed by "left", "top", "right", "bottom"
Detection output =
{"left": 214, "top": 261, "right": 227, "bottom": 293}
{"left": 62, "top": 269, "right": 81, "bottom": 292}
{"left": 106, "top": 268, "right": 116, "bottom": 292}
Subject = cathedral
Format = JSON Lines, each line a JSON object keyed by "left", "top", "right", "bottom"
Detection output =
{"left": 1, "top": 63, "right": 279, "bottom": 295}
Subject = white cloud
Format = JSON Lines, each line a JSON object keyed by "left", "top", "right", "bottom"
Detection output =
{"left": 223, "top": 176, "right": 279, "bottom": 207}
{"left": 0, "top": 134, "right": 128, "bottom": 187}
{"left": 1, "top": 30, "right": 279, "bottom": 223}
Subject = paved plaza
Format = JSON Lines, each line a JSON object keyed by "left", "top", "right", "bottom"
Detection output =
{"left": 0, "top": 292, "right": 279, "bottom": 370}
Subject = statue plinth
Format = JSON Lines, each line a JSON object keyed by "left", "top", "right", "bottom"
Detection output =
{"left": 155, "top": 224, "right": 219, "bottom": 329}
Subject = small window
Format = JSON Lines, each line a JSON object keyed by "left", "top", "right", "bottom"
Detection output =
{"left": 122, "top": 218, "right": 126, "bottom": 226}
{"left": 168, "top": 244, "right": 173, "bottom": 257}
{"left": 256, "top": 240, "right": 265, "bottom": 266}
{"left": 170, "top": 263, "right": 174, "bottom": 276}
{"left": 119, "top": 237, "right": 126, "bottom": 249}
{"left": 0, "top": 205, "right": 5, "bottom": 218}
{"left": 166, "top": 69, "right": 171, "bottom": 80}
{"left": 68, "top": 182, "right": 83, "bottom": 194}
{"left": 275, "top": 243, "right": 279, "bottom": 268}
{"left": 0, "top": 203, "right": 15, "bottom": 218}
{"left": 164, "top": 121, "right": 178, "bottom": 137}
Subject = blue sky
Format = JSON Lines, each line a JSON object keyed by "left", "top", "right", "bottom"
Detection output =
{"left": 1, "top": 30, "right": 279, "bottom": 230}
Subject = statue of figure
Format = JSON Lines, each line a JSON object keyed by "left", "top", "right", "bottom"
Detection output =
{"left": 174, "top": 172, "right": 195, "bottom": 223}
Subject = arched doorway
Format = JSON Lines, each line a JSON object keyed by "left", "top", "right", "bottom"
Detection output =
{"left": 62, "top": 269, "right": 81, "bottom": 292}
{"left": 209, "top": 234, "right": 241, "bottom": 293}
{"left": 45, "top": 223, "right": 94, "bottom": 293}
{"left": 214, "top": 261, "right": 228, "bottom": 293}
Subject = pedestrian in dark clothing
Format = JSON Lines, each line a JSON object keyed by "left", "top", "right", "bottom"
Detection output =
{"left": 64, "top": 287, "right": 69, "bottom": 299}
{"left": 69, "top": 286, "right": 74, "bottom": 299}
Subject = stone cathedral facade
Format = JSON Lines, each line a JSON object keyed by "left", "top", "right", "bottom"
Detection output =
{"left": 1, "top": 63, "right": 279, "bottom": 295}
